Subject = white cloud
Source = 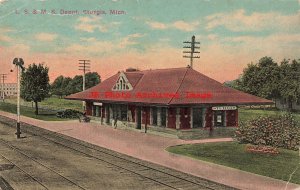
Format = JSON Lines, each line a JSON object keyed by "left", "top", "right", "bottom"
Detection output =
{"left": 0, "top": 0, "right": 7, "bottom": 4}
{"left": 0, "top": 28, "right": 13, "bottom": 42}
{"left": 75, "top": 16, "right": 120, "bottom": 33}
{"left": 224, "top": 33, "right": 300, "bottom": 45}
{"left": 206, "top": 9, "right": 300, "bottom": 32}
{"left": 80, "top": 37, "right": 97, "bottom": 42}
{"left": 159, "top": 38, "right": 170, "bottom": 42}
{"left": 35, "top": 33, "right": 58, "bottom": 41}
{"left": 0, "top": 28, "right": 13, "bottom": 33}
{"left": 172, "top": 20, "right": 199, "bottom": 31}
{"left": 213, "top": 33, "right": 300, "bottom": 62}
{"left": 146, "top": 21, "right": 168, "bottom": 29}
{"left": 76, "top": 22, "right": 106, "bottom": 32}
{"left": 75, "top": 16, "right": 107, "bottom": 32}
{"left": 78, "top": 16, "right": 98, "bottom": 23}
{"left": 65, "top": 41, "right": 115, "bottom": 54}
{"left": 65, "top": 33, "right": 145, "bottom": 55}
{"left": 147, "top": 20, "right": 200, "bottom": 31}
{"left": 6, "top": 43, "right": 31, "bottom": 58}
{"left": 0, "top": 35, "right": 12, "bottom": 42}
{"left": 128, "top": 33, "right": 144, "bottom": 38}
{"left": 207, "top": 34, "right": 218, "bottom": 40}
{"left": 118, "top": 33, "right": 145, "bottom": 48}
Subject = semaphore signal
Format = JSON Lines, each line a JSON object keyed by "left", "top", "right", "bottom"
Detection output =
{"left": 11, "top": 58, "right": 25, "bottom": 139}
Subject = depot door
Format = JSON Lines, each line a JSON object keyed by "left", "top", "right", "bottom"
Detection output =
{"left": 167, "top": 108, "right": 176, "bottom": 129}
{"left": 180, "top": 108, "right": 191, "bottom": 129}
{"left": 214, "top": 111, "right": 225, "bottom": 127}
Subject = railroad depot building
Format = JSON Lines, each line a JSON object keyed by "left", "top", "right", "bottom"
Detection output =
{"left": 66, "top": 67, "right": 273, "bottom": 138}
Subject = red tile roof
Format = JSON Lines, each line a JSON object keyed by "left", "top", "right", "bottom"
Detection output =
{"left": 65, "top": 67, "right": 273, "bottom": 105}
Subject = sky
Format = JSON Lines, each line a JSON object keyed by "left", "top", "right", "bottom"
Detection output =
{"left": 0, "top": 0, "right": 299, "bottom": 83}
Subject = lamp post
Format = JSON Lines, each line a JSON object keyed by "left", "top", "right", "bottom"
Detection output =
{"left": 11, "top": 58, "right": 25, "bottom": 139}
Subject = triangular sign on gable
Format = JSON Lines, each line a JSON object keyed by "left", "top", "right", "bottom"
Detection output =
{"left": 112, "top": 72, "right": 133, "bottom": 91}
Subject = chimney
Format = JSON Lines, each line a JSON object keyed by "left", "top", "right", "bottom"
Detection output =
{"left": 126, "top": 67, "right": 139, "bottom": 72}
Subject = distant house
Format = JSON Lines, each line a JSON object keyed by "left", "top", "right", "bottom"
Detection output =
{"left": 0, "top": 83, "right": 17, "bottom": 97}
{"left": 66, "top": 67, "right": 273, "bottom": 138}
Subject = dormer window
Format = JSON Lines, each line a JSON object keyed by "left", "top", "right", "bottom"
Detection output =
{"left": 112, "top": 72, "right": 133, "bottom": 91}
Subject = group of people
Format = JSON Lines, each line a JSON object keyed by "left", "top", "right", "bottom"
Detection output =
{"left": 113, "top": 115, "right": 148, "bottom": 133}
{"left": 79, "top": 112, "right": 90, "bottom": 123}
{"left": 81, "top": 112, "right": 148, "bottom": 133}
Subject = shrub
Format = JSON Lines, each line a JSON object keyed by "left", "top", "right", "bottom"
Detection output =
{"left": 235, "top": 113, "right": 300, "bottom": 150}
{"left": 56, "top": 109, "right": 83, "bottom": 119}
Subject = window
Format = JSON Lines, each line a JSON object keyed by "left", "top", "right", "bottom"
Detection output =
{"left": 94, "top": 106, "right": 100, "bottom": 117}
{"left": 112, "top": 72, "right": 133, "bottom": 91}
{"left": 193, "top": 108, "right": 203, "bottom": 128}
{"left": 120, "top": 105, "right": 127, "bottom": 121}
{"left": 169, "top": 109, "right": 173, "bottom": 116}
{"left": 161, "top": 107, "right": 166, "bottom": 127}
{"left": 152, "top": 107, "right": 157, "bottom": 126}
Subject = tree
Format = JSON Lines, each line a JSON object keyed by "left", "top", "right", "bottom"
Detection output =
{"left": 86, "top": 72, "right": 101, "bottom": 89}
{"left": 278, "top": 59, "right": 300, "bottom": 110}
{"left": 65, "top": 72, "right": 101, "bottom": 95}
{"left": 51, "top": 75, "right": 64, "bottom": 97}
{"left": 66, "top": 75, "right": 83, "bottom": 95}
{"left": 51, "top": 76, "right": 72, "bottom": 98}
{"left": 228, "top": 57, "right": 299, "bottom": 111}
{"left": 62, "top": 77, "right": 72, "bottom": 95}
{"left": 223, "top": 75, "right": 243, "bottom": 91}
{"left": 238, "top": 63, "right": 260, "bottom": 95}
{"left": 52, "top": 72, "right": 101, "bottom": 96}
{"left": 239, "top": 57, "right": 281, "bottom": 100}
{"left": 21, "top": 63, "right": 50, "bottom": 115}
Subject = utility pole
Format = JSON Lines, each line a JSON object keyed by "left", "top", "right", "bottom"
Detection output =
{"left": 0, "top": 74, "right": 8, "bottom": 101}
{"left": 183, "top": 35, "right": 200, "bottom": 69}
{"left": 78, "top": 60, "right": 90, "bottom": 111}
{"left": 11, "top": 58, "right": 25, "bottom": 139}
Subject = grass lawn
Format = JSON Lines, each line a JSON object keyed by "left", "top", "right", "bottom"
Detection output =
{"left": 4, "top": 96, "right": 82, "bottom": 111}
{"left": 239, "top": 108, "right": 300, "bottom": 123}
{"left": 0, "top": 102, "right": 73, "bottom": 121}
{"left": 167, "top": 142, "right": 300, "bottom": 184}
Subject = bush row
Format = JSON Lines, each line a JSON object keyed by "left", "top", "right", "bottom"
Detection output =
{"left": 56, "top": 109, "right": 83, "bottom": 119}
{"left": 235, "top": 113, "right": 300, "bottom": 150}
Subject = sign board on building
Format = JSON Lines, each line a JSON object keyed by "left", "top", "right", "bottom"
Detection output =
{"left": 93, "top": 102, "right": 103, "bottom": 106}
{"left": 212, "top": 106, "right": 237, "bottom": 111}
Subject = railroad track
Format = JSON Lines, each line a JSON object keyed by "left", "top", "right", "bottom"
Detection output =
{"left": 0, "top": 153, "right": 49, "bottom": 190}
{"left": 0, "top": 116, "right": 236, "bottom": 190}
{"left": 0, "top": 139, "right": 87, "bottom": 190}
